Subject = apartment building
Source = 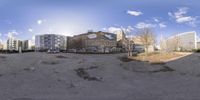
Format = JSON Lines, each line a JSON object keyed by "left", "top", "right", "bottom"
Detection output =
{"left": 165, "top": 31, "right": 197, "bottom": 51}
{"left": 0, "top": 42, "right": 3, "bottom": 50}
{"left": 7, "top": 35, "right": 21, "bottom": 51}
{"left": 35, "top": 34, "right": 67, "bottom": 51}
{"left": 22, "top": 40, "right": 33, "bottom": 50}
{"left": 116, "top": 30, "right": 129, "bottom": 52}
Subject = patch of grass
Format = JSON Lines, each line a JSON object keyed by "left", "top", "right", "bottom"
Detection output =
{"left": 130, "top": 52, "right": 186, "bottom": 63}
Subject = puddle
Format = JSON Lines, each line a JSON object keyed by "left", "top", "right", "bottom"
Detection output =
{"left": 56, "top": 55, "right": 68, "bottom": 59}
{"left": 75, "top": 66, "right": 102, "bottom": 81}
{"left": 0, "top": 56, "right": 6, "bottom": 59}
{"left": 118, "top": 56, "right": 133, "bottom": 62}
{"left": 41, "top": 60, "right": 60, "bottom": 65}
{"left": 123, "top": 63, "right": 175, "bottom": 74}
{"left": 12, "top": 98, "right": 33, "bottom": 100}
{"left": 150, "top": 66, "right": 175, "bottom": 73}
{"left": 23, "top": 67, "right": 35, "bottom": 72}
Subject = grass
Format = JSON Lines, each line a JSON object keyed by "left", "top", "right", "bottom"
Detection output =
{"left": 129, "top": 52, "right": 189, "bottom": 63}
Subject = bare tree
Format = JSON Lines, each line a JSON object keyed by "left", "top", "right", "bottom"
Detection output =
{"left": 166, "top": 35, "right": 179, "bottom": 52}
{"left": 160, "top": 34, "right": 168, "bottom": 52}
{"left": 137, "top": 28, "right": 156, "bottom": 53}
{"left": 120, "top": 28, "right": 134, "bottom": 56}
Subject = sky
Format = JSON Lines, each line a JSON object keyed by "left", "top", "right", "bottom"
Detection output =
{"left": 0, "top": 0, "right": 200, "bottom": 42}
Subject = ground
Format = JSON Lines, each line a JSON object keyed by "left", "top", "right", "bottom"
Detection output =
{"left": 0, "top": 52, "right": 200, "bottom": 100}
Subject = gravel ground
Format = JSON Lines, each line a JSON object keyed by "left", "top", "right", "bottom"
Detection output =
{"left": 0, "top": 52, "right": 200, "bottom": 100}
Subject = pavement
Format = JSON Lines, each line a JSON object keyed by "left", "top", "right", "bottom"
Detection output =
{"left": 0, "top": 52, "right": 200, "bottom": 100}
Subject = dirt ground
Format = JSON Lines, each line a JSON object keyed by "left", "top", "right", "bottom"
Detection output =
{"left": 0, "top": 52, "right": 200, "bottom": 100}
{"left": 130, "top": 52, "right": 192, "bottom": 63}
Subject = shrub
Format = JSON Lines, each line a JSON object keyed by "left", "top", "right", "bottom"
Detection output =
{"left": 195, "top": 49, "right": 200, "bottom": 53}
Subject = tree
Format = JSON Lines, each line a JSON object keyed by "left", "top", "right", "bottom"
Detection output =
{"left": 120, "top": 29, "right": 134, "bottom": 56}
{"left": 137, "top": 28, "right": 156, "bottom": 53}
{"left": 166, "top": 35, "right": 179, "bottom": 52}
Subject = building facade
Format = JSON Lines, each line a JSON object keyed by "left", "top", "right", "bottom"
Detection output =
{"left": 166, "top": 31, "right": 197, "bottom": 51}
{"left": 22, "top": 40, "right": 33, "bottom": 50}
{"left": 68, "top": 31, "right": 117, "bottom": 53}
{"left": 7, "top": 35, "right": 21, "bottom": 51}
{"left": 7, "top": 38, "right": 33, "bottom": 51}
{"left": 0, "top": 42, "right": 3, "bottom": 50}
{"left": 35, "top": 34, "right": 67, "bottom": 51}
{"left": 116, "top": 30, "right": 129, "bottom": 52}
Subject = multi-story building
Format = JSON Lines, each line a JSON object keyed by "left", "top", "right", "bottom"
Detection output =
{"left": 116, "top": 30, "right": 126, "bottom": 41}
{"left": 35, "top": 34, "right": 67, "bottom": 51}
{"left": 116, "top": 30, "right": 129, "bottom": 52}
{"left": 7, "top": 35, "right": 21, "bottom": 51}
{"left": 68, "top": 31, "right": 117, "bottom": 53}
{"left": 7, "top": 34, "right": 33, "bottom": 51}
{"left": 0, "top": 42, "right": 3, "bottom": 50}
{"left": 166, "top": 31, "right": 197, "bottom": 51}
{"left": 22, "top": 40, "right": 33, "bottom": 50}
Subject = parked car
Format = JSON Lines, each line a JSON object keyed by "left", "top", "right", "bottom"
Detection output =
{"left": 133, "top": 44, "right": 145, "bottom": 53}
{"left": 47, "top": 49, "right": 60, "bottom": 54}
{"left": 67, "top": 49, "right": 77, "bottom": 53}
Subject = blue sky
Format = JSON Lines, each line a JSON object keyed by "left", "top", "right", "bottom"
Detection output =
{"left": 0, "top": 0, "right": 200, "bottom": 42}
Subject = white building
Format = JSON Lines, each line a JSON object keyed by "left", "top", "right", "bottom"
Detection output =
{"left": 0, "top": 42, "right": 3, "bottom": 50}
{"left": 7, "top": 33, "right": 33, "bottom": 51}
{"left": 7, "top": 34, "right": 20, "bottom": 51}
{"left": 22, "top": 40, "right": 33, "bottom": 50}
{"left": 35, "top": 34, "right": 67, "bottom": 51}
{"left": 166, "top": 31, "right": 198, "bottom": 51}
{"left": 116, "top": 30, "right": 126, "bottom": 41}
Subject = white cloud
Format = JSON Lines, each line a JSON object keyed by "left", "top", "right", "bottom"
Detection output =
{"left": 10, "top": 30, "right": 19, "bottom": 35}
{"left": 28, "top": 28, "right": 33, "bottom": 32}
{"left": 4, "top": 30, "right": 20, "bottom": 38}
{"left": 103, "top": 26, "right": 134, "bottom": 34}
{"left": 102, "top": 28, "right": 107, "bottom": 31}
{"left": 127, "top": 10, "right": 143, "bottom": 16}
{"left": 176, "top": 16, "right": 195, "bottom": 23}
{"left": 153, "top": 18, "right": 159, "bottom": 22}
{"left": 37, "top": 19, "right": 46, "bottom": 25}
{"left": 127, "top": 26, "right": 134, "bottom": 32}
{"left": 106, "top": 27, "right": 121, "bottom": 33}
{"left": 168, "top": 7, "right": 198, "bottom": 27}
{"left": 159, "top": 23, "right": 167, "bottom": 28}
{"left": 135, "top": 22, "right": 156, "bottom": 29}
{"left": 37, "top": 20, "right": 42, "bottom": 25}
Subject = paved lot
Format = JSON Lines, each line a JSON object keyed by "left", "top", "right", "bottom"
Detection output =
{"left": 0, "top": 53, "right": 200, "bottom": 100}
